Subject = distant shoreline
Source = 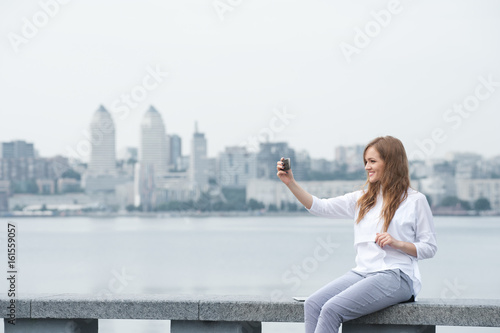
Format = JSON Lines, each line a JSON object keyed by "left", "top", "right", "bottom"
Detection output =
{"left": 2, "top": 211, "right": 499, "bottom": 218}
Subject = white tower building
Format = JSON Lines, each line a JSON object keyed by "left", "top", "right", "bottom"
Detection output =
{"left": 88, "top": 105, "right": 116, "bottom": 176}
{"left": 139, "top": 106, "right": 169, "bottom": 178}
{"left": 137, "top": 106, "right": 169, "bottom": 210}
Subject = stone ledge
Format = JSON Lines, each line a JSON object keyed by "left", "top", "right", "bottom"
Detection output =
{"left": 347, "top": 299, "right": 500, "bottom": 327}
{"left": 1, "top": 294, "right": 499, "bottom": 327}
{"left": 197, "top": 295, "right": 303, "bottom": 322}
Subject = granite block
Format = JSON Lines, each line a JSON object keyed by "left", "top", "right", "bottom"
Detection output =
{"left": 347, "top": 299, "right": 500, "bottom": 327}
{"left": 30, "top": 294, "right": 199, "bottom": 320}
{"left": 198, "top": 295, "right": 304, "bottom": 322}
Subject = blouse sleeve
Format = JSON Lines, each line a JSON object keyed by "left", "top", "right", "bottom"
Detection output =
{"left": 306, "top": 191, "right": 360, "bottom": 219}
{"left": 414, "top": 194, "right": 438, "bottom": 260}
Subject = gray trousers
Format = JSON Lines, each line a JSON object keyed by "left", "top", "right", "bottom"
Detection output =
{"left": 304, "top": 269, "right": 413, "bottom": 333}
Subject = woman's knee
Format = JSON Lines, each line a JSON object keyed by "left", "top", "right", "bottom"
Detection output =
{"left": 304, "top": 293, "right": 325, "bottom": 317}
{"left": 319, "top": 298, "right": 344, "bottom": 325}
{"left": 304, "top": 295, "right": 322, "bottom": 316}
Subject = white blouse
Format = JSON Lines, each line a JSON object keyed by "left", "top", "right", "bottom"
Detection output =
{"left": 307, "top": 187, "right": 437, "bottom": 296}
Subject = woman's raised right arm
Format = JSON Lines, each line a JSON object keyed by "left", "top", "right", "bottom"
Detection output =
{"left": 277, "top": 158, "right": 359, "bottom": 218}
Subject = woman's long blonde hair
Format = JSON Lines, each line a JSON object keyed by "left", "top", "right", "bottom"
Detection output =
{"left": 356, "top": 136, "right": 411, "bottom": 232}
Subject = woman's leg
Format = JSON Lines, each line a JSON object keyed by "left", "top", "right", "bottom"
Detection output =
{"left": 313, "top": 269, "right": 413, "bottom": 333}
{"left": 304, "top": 270, "right": 364, "bottom": 333}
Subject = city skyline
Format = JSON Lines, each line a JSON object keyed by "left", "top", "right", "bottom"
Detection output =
{"left": 0, "top": 130, "right": 500, "bottom": 165}
{"left": 2, "top": 129, "right": 500, "bottom": 213}
{"left": 1, "top": 1, "right": 500, "bottom": 161}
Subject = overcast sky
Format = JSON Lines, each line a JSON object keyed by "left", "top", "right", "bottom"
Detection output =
{"left": 1, "top": 0, "right": 499, "bottom": 162}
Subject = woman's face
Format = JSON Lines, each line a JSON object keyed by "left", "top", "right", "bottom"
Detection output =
{"left": 364, "top": 146, "right": 385, "bottom": 183}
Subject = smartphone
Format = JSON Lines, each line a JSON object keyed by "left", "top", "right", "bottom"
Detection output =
{"left": 282, "top": 158, "right": 291, "bottom": 171}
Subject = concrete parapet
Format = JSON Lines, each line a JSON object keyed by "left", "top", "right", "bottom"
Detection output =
{"left": 2, "top": 294, "right": 499, "bottom": 332}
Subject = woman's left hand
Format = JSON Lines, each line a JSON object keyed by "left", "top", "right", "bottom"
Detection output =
{"left": 375, "top": 232, "right": 401, "bottom": 248}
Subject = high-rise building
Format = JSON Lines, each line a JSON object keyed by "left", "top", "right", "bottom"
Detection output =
{"left": 88, "top": 105, "right": 116, "bottom": 176}
{"left": 0, "top": 140, "right": 37, "bottom": 195}
{"left": 189, "top": 122, "right": 208, "bottom": 191}
{"left": 0, "top": 140, "right": 34, "bottom": 159}
{"left": 140, "top": 106, "right": 168, "bottom": 178}
{"left": 83, "top": 105, "right": 123, "bottom": 194}
{"left": 137, "top": 106, "right": 169, "bottom": 210}
{"left": 169, "top": 134, "right": 182, "bottom": 171}
{"left": 218, "top": 146, "right": 257, "bottom": 188}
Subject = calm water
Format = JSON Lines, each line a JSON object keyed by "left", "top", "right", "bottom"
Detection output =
{"left": 1, "top": 215, "right": 499, "bottom": 332}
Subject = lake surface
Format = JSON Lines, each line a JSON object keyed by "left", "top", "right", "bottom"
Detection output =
{"left": 1, "top": 215, "right": 499, "bottom": 332}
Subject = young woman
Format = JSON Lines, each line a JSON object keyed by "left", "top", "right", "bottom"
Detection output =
{"left": 276, "top": 136, "right": 437, "bottom": 333}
